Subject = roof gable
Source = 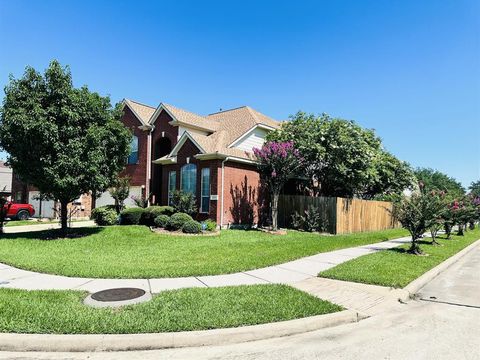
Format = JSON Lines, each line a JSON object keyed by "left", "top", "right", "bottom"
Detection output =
{"left": 123, "top": 99, "right": 156, "bottom": 125}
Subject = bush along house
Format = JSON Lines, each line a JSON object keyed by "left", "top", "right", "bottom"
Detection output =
{"left": 114, "top": 99, "right": 281, "bottom": 228}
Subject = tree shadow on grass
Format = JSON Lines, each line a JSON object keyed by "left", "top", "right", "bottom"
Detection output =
{"left": 0, "top": 226, "right": 104, "bottom": 241}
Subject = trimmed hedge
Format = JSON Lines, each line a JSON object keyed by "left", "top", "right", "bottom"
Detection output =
{"left": 154, "top": 215, "right": 170, "bottom": 228}
{"left": 91, "top": 206, "right": 118, "bottom": 226}
{"left": 182, "top": 220, "right": 202, "bottom": 234}
{"left": 167, "top": 212, "right": 193, "bottom": 230}
{"left": 140, "top": 206, "right": 175, "bottom": 226}
{"left": 120, "top": 208, "right": 145, "bottom": 225}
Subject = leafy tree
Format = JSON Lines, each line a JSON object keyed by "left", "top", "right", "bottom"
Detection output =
{"left": 268, "top": 112, "right": 414, "bottom": 198}
{"left": 0, "top": 60, "right": 131, "bottom": 233}
{"left": 253, "top": 141, "right": 304, "bottom": 230}
{"left": 393, "top": 185, "right": 445, "bottom": 255}
{"left": 109, "top": 176, "right": 130, "bottom": 214}
{"left": 469, "top": 180, "right": 480, "bottom": 198}
{"left": 414, "top": 168, "right": 465, "bottom": 200}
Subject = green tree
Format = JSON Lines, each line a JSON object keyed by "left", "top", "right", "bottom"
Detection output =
{"left": 469, "top": 180, "right": 480, "bottom": 197}
{"left": 393, "top": 186, "right": 445, "bottom": 255}
{"left": 0, "top": 60, "right": 131, "bottom": 233}
{"left": 109, "top": 176, "right": 131, "bottom": 214}
{"left": 268, "top": 112, "right": 413, "bottom": 198}
{"left": 414, "top": 168, "right": 465, "bottom": 200}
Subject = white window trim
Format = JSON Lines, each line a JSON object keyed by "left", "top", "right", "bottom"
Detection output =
{"left": 200, "top": 167, "right": 210, "bottom": 213}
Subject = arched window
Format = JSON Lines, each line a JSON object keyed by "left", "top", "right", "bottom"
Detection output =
{"left": 127, "top": 135, "right": 139, "bottom": 164}
{"left": 181, "top": 164, "right": 197, "bottom": 194}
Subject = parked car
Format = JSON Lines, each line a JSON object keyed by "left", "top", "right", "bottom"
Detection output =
{"left": 3, "top": 201, "right": 35, "bottom": 220}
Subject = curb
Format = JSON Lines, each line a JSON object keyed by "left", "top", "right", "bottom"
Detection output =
{"left": 0, "top": 309, "right": 365, "bottom": 352}
{"left": 396, "top": 238, "right": 480, "bottom": 302}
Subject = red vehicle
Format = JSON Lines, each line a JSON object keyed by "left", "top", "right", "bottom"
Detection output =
{"left": 3, "top": 201, "right": 35, "bottom": 220}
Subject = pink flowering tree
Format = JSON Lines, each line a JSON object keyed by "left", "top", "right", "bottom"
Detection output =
{"left": 253, "top": 141, "right": 304, "bottom": 230}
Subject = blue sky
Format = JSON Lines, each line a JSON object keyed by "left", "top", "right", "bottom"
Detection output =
{"left": 0, "top": 0, "right": 479, "bottom": 187}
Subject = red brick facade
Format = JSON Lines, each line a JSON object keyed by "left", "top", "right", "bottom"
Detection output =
{"left": 120, "top": 107, "right": 150, "bottom": 187}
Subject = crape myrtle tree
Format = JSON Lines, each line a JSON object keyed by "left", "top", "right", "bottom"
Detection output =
{"left": 267, "top": 112, "right": 414, "bottom": 199}
{"left": 393, "top": 183, "right": 445, "bottom": 255}
{"left": 254, "top": 141, "right": 304, "bottom": 231}
{"left": 0, "top": 60, "right": 131, "bottom": 233}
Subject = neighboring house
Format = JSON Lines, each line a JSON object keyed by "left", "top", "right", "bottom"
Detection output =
{"left": 0, "top": 161, "right": 12, "bottom": 198}
{"left": 10, "top": 174, "right": 92, "bottom": 219}
{"left": 113, "top": 99, "right": 281, "bottom": 227}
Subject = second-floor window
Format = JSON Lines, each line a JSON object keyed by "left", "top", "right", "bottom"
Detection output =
{"left": 127, "top": 135, "right": 139, "bottom": 164}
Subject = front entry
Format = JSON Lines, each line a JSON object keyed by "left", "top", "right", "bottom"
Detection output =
{"left": 151, "top": 137, "right": 172, "bottom": 204}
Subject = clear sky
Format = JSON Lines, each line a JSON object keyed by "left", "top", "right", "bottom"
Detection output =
{"left": 0, "top": 0, "right": 479, "bottom": 188}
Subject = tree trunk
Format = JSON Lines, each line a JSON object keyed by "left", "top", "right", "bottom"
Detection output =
{"left": 457, "top": 224, "right": 464, "bottom": 236}
{"left": 430, "top": 229, "right": 440, "bottom": 246}
{"left": 469, "top": 222, "right": 475, "bottom": 230}
{"left": 271, "top": 192, "right": 279, "bottom": 231}
{"left": 445, "top": 223, "right": 451, "bottom": 239}
{"left": 408, "top": 234, "right": 423, "bottom": 255}
{"left": 60, "top": 199, "right": 69, "bottom": 235}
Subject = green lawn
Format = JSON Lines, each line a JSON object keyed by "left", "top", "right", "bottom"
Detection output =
{"left": 319, "top": 228, "right": 480, "bottom": 288}
{"left": 0, "top": 285, "right": 342, "bottom": 334}
{"left": 0, "top": 226, "right": 407, "bottom": 278}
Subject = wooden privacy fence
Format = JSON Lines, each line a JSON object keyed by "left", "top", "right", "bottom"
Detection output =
{"left": 277, "top": 195, "right": 397, "bottom": 234}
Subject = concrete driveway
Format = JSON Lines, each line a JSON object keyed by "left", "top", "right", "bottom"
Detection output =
{"left": 1, "top": 245, "right": 479, "bottom": 360}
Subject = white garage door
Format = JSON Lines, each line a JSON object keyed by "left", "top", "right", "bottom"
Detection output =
{"left": 28, "top": 191, "right": 56, "bottom": 219}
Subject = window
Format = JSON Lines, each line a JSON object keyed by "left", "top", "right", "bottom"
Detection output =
{"left": 181, "top": 164, "right": 197, "bottom": 194}
{"left": 127, "top": 135, "right": 139, "bottom": 164}
{"left": 168, "top": 171, "right": 176, "bottom": 206}
{"left": 200, "top": 168, "right": 210, "bottom": 213}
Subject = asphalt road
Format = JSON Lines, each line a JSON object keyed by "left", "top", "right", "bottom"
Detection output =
{"left": 2, "top": 246, "right": 479, "bottom": 360}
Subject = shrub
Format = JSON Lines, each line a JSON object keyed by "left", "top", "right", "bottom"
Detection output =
{"left": 171, "top": 190, "right": 197, "bottom": 215}
{"left": 154, "top": 214, "right": 170, "bottom": 228}
{"left": 167, "top": 212, "right": 193, "bottom": 230}
{"left": 182, "top": 220, "right": 202, "bottom": 234}
{"left": 141, "top": 206, "right": 175, "bottom": 226}
{"left": 91, "top": 206, "right": 118, "bottom": 226}
{"left": 120, "top": 207, "right": 145, "bottom": 225}
{"left": 203, "top": 219, "right": 217, "bottom": 231}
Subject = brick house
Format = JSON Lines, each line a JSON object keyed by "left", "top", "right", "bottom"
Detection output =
{"left": 117, "top": 99, "right": 280, "bottom": 227}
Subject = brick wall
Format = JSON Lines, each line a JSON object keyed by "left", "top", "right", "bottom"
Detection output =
{"left": 221, "top": 162, "right": 267, "bottom": 227}
{"left": 120, "top": 107, "right": 149, "bottom": 187}
{"left": 150, "top": 110, "right": 178, "bottom": 204}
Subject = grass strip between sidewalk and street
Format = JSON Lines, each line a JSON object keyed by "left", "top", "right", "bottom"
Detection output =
{"left": 318, "top": 228, "right": 480, "bottom": 288}
{"left": 0, "top": 284, "right": 342, "bottom": 334}
{"left": 0, "top": 226, "right": 407, "bottom": 278}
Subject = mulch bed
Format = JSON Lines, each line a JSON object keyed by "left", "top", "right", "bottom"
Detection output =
{"left": 150, "top": 227, "right": 221, "bottom": 237}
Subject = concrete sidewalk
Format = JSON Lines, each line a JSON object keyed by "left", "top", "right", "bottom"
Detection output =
{"left": 3, "top": 220, "right": 95, "bottom": 233}
{"left": 0, "top": 236, "right": 411, "bottom": 300}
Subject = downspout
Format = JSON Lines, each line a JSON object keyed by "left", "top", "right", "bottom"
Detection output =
{"left": 220, "top": 157, "right": 230, "bottom": 229}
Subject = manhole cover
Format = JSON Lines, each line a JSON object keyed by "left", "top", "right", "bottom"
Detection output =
{"left": 91, "top": 288, "right": 146, "bottom": 302}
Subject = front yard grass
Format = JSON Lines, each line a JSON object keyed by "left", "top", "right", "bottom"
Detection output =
{"left": 318, "top": 228, "right": 480, "bottom": 288}
{"left": 0, "top": 226, "right": 407, "bottom": 278}
{"left": 0, "top": 284, "right": 342, "bottom": 334}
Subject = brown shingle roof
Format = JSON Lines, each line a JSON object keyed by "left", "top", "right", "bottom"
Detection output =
{"left": 124, "top": 99, "right": 156, "bottom": 125}
{"left": 161, "top": 103, "right": 219, "bottom": 131}
{"left": 207, "top": 106, "right": 280, "bottom": 146}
